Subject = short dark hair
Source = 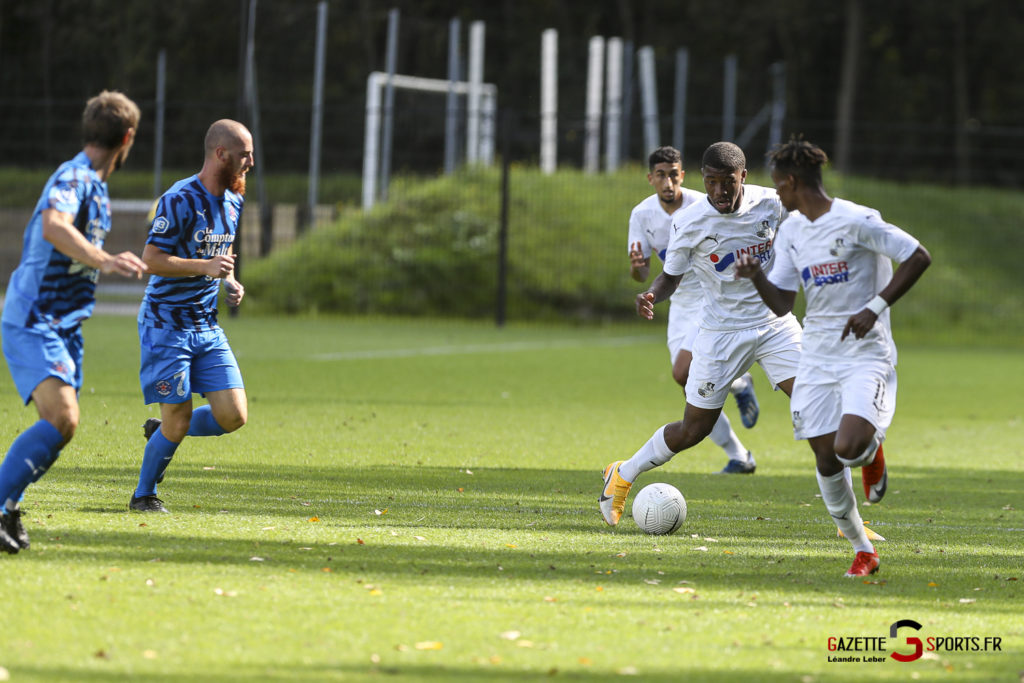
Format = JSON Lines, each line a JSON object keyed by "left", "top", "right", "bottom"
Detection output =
{"left": 701, "top": 141, "right": 745, "bottom": 171}
{"left": 768, "top": 136, "right": 828, "bottom": 184}
{"left": 648, "top": 146, "right": 681, "bottom": 169}
{"left": 82, "top": 90, "right": 140, "bottom": 149}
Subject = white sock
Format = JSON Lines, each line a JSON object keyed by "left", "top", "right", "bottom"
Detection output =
{"left": 816, "top": 469, "right": 874, "bottom": 554}
{"left": 836, "top": 431, "right": 882, "bottom": 468}
{"left": 618, "top": 425, "right": 674, "bottom": 482}
{"left": 708, "top": 412, "right": 747, "bottom": 462}
{"left": 730, "top": 372, "right": 752, "bottom": 395}
{"left": 843, "top": 466, "right": 853, "bottom": 488}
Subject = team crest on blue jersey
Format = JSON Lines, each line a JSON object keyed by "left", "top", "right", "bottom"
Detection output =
{"left": 51, "top": 361, "right": 69, "bottom": 376}
{"left": 152, "top": 216, "right": 170, "bottom": 234}
{"left": 155, "top": 379, "right": 172, "bottom": 397}
{"left": 697, "top": 381, "right": 716, "bottom": 398}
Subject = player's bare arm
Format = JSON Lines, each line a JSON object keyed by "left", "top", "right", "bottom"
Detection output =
{"left": 843, "top": 245, "right": 932, "bottom": 340}
{"left": 142, "top": 243, "right": 235, "bottom": 279}
{"left": 635, "top": 271, "right": 682, "bottom": 320}
{"left": 41, "top": 209, "right": 147, "bottom": 278}
{"left": 629, "top": 241, "right": 650, "bottom": 282}
{"left": 734, "top": 252, "right": 796, "bottom": 316}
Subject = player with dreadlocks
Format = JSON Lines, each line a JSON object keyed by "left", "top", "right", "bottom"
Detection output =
{"left": 735, "top": 137, "right": 931, "bottom": 576}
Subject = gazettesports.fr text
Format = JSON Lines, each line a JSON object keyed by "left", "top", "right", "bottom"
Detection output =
{"left": 827, "top": 636, "right": 1003, "bottom": 652}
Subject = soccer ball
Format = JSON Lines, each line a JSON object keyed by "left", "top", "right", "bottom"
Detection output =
{"left": 631, "top": 483, "right": 687, "bottom": 535}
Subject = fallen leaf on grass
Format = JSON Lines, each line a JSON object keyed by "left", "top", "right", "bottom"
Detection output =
{"left": 928, "top": 582, "right": 939, "bottom": 587}
{"left": 321, "top": 567, "right": 332, "bottom": 573}
{"left": 214, "top": 588, "right": 238, "bottom": 597}
{"left": 578, "top": 657, "right": 592, "bottom": 666}
{"left": 457, "top": 488, "right": 464, "bottom": 493}
{"left": 543, "top": 596, "right": 557, "bottom": 602}
{"left": 374, "top": 509, "right": 388, "bottom": 515}
{"left": 694, "top": 546, "right": 708, "bottom": 552}
{"left": 596, "top": 586, "right": 604, "bottom": 592}
{"left": 499, "top": 630, "right": 521, "bottom": 641}
{"left": 369, "top": 589, "right": 382, "bottom": 596}
{"left": 94, "top": 650, "right": 109, "bottom": 660}
{"left": 958, "top": 598, "right": 976, "bottom": 604}
{"left": 202, "top": 466, "right": 216, "bottom": 471}
{"left": 505, "top": 544, "right": 518, "bottom": 548}
{"left": 723, "top": 551, "right": 734, "bottom": 555}
{"left": 643, "top": 579, "right": 661, "bottom": 585}
{"left": 250, "top": 557, "right": 264, "bottom": 562}
{"left": 414, "top": 641, "right": 443, "bottom": 650}
{"left": 261, "top": 526, "right": 276, "bottom": 531}
{"left": 413, "top": 536, "right": 427, "bottom": 541}
{"left": 357, "top": 539, "right": 365, "bottom": 545}
{"left": 142, "top": 650, "right": 157, "bottom": 660}
{"left": 308, "top": 517, "right": 320, "bottom": 522}
{"left": 617, "top": 666, "right": 639, "bottom": 675}
{"left": 515, "top": 640, "right": 535, "bottom": 648}
{"left": 673, "top": 587, "right": 695, "bottom": 594}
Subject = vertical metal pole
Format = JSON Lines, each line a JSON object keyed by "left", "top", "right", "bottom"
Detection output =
{"left": 480, "top": 91, "right": 496, "bottom": 165}
{"left": 638, "top": 46, "right": 659, "bottom": 157}
{"left": 723, "top": 53, "right": 737, "bottom": 141}
{"left": 540, "top": 28, "right": 557, "bottom": 175}
{"left": 496, "top": 111, "right": 510, "bottom": 328}
{"left": 672, "top": 47, "right": 688, "bottom": 157}
{"left": 767, "top": 61, "right": 786, "bottom": 155}
{"left": 153, "top": 49, "right": 166, "bottom": 198}
{"left": 444, "top": 17, "right": 461, "bottom": 174}
{"left": 604, "top": 37, "right": 622, "bottom": 172}
{"left": 583, "top": 36, "right": 604, "bottom": 174}
{"left": 466, "top": 20, "right": 485, "bottom": 164}
{"left": 362, "top": 74, "right": 381, "bottom": 210}
{"left": 620, "top": 40, "right": 634, "bottom": 162}
{"left": 245, "top": 0, "right": 270, "bottom": 258}
{"left": 379, "top": 8, "right": 399, "bottom": 201}
{"left": 307, "top": 0, "right": 327, "bottom": 230}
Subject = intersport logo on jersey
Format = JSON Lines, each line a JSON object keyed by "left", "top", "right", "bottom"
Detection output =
{"left": 709, "top": 238, "right": 774, "bottom": 272}
{"left": 802, "top": 260, "right": 850, "bottom": 286}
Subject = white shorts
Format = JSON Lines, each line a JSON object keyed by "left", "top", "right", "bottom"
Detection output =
{"left": 666, "top": 302, "right": 700, "bottom": 363}
{"left": 790, "top": 359, "right": 898, "bottom": 440}
{"left": 684, "top": 315, "right": 802, "bottom": 409}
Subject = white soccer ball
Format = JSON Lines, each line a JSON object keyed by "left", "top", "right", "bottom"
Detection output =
{"left": 631, "top": 483, "right": 687, "bottom": 535}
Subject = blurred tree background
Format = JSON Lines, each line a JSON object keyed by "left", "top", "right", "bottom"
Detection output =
{"left": 0, "top": 0, "right": 1020, "bottom": 185}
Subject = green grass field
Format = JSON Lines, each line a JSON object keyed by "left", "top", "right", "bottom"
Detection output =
{"left": 1, "top": 315, "right": 1022, "bottom": 682}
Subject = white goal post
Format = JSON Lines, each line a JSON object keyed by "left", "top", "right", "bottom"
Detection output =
{"left": 362, "top": 71, "right": 498, "bottom": 209}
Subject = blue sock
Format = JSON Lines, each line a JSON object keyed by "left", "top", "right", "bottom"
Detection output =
{"left": 0, "top": 420, "right": 64, "bottom": 508}
{"left": 188, "top": 405, "right": 226, "bottom": 437}
{"left": 135, "top": 431, "right": 180, "bottom": 498}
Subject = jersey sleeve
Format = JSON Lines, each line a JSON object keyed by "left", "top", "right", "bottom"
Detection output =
{"left": 46, "top": 168, "right": 86, "bottom": 216}
{"left": 662, "top": 217, "right": 692, "bottom": 277}
{"left": 767, "top": 222, "right": 800, "bottom": 292}
{"left": 146, "top": 193, "right": 190, "bottom": 255}
{"left": 855, "top": 209, "right": 920, "bottom": 263}
{"left": 627, "top": 206, "right": 650, "bottom": 258}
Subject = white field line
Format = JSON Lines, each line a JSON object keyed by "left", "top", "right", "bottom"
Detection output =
{"left": 311, "top": 335, "right": 657, "bottom": 361}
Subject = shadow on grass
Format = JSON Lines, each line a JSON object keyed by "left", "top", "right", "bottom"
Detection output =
{"left": 10, "top": 463, "right": 1023, "bottom": 618}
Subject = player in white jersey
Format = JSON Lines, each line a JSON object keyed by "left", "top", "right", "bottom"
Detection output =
{"left": 735, "top": 138, "right": 930, "bottom": 577}
{"left": 601, "top": 142, "right": 804, "bottom": 528}
{"left": 627, "top": 146, "right": 760, "bottom": 474}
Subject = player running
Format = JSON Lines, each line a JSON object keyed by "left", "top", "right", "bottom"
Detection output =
{"left": 601, "top": 142, "right": 802, "bottom": 530}
{"left": 0, "top": 92, "right": 146, "bottom": 553}
{"left": 129, "top": 119, "right": 252, "bottom": 513}
{"left": 735, "top": 138, "right": 930, "bottom": 577}
{"left": 627, "top": 146, "right": 760, "bottom": 474}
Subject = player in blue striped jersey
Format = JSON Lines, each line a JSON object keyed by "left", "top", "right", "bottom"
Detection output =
{"left": 129, "top": 120, "right": 253, "bottom": 513}
{"left": 0, "top": 91, "right": 146, "bottom": 553}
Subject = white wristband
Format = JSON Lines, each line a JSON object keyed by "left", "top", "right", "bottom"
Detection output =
{"left": 866, "top": 295, "right": 889, "bottom": 316}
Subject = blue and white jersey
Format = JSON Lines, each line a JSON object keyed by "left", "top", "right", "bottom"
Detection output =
{"left": 138, "top": 175, "right": 242, "bottom": 331}
{"left": 2, "top": 151, "right": 110, "bottom": 330}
